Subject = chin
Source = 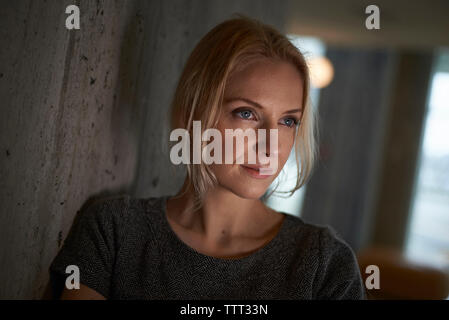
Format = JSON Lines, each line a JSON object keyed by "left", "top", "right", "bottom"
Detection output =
{"left": 230, "top": 186, "right": 268, "bottom": 200}
{"left": 222, "top": 172, "right": 276, "bottom": 200}
{"left": 211, "top": 164, "right": 280, "bottom": 200}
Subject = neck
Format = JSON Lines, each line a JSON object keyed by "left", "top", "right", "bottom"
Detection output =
{"left": 167, "top": 178, "right": 278, "bottom": 245}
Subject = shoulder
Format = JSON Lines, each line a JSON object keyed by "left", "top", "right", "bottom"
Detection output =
{"left": 283, "top": 214, "right": 356, "bottom": 259}
{"left": 314, "top": 225, "right": 366, "bottom": 299}
{"left": 280, "top": 214, "right": 324, "bottom": 249}
{"left": 142, "top": 194, "right": 167, "bottom": 215}
{"left": 60, "top": 194, "right": 130, "bottom": 249}
{"left": 313, "top": 224, "right": 362, "bottom": 281}
{"left": 282, "top": 215, "right": 366, "bottom": 299}
{"left": 287, "top": 216, "right": 360, "bottom": 275}
{"left": 73, "top": 194, "right": 132, "bottom": 230}
{"left": 49, "top": 194, "right": 168, "bottom": 299}
{"left": 66, "top": 193, "right": 165, "bottom": 247}
{"left": 75, "top": 193, "right": 165, "bottom": 225}
{"left": 60, "top": 193, "right": 168, "bottom": 249}
{"left": 77, "top": 193, "right": 132, "bottom": 217}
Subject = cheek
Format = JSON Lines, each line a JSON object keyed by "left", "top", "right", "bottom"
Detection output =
{"left": 276, "top": 130, "right": 296, "bottom": 167}
{"left": 217, "top": 114, "right": 238, "bottom": 131}
{"left": 216, "top": 118, "right": 251, "bottom": 163}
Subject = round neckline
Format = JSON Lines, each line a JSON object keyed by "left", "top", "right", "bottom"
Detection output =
{"left": 159, "top": 195, "right": 290, "bottom": 265}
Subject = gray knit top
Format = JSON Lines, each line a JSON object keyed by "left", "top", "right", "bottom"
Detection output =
{"left": 49, "top": 194, "right": 367, "bottom": 300}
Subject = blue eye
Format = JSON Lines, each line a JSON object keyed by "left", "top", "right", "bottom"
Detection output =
{"left": 282, "top": 118, "right": 299, "bottom": 128}
{"left": 235, "top": 109, "right": 255, "bottom": 120}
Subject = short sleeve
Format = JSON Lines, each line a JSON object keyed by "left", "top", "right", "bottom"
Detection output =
{"left": 313, "top": 226, "right": 367, "bottom": 300}
{"left": 49, "top": 199, "right": 116, "bottom": 299}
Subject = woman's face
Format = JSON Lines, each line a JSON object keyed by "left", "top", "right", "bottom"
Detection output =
{"left": 209, "top": 58, "right": 304, "bottom": 199}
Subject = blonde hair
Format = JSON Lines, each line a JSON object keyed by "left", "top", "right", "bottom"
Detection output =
{"left": 169, "top": 14, "right": 318, "bottom": 208}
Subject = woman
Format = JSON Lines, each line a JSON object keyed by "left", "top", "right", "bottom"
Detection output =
{"left": 49, "top": 15, "right": 366, "bottom": 300}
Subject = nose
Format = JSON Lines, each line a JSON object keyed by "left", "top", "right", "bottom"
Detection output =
{"left": 254, "top": 122, "right": 279, "bottom": 162}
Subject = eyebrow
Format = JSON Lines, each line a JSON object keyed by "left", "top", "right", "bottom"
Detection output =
{"left": 225, "top": 96, "right": 302, "bottom": 114}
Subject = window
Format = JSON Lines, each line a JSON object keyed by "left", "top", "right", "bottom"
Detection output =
{"left": 405, "top": 51, "right": 449, "bottom": 271}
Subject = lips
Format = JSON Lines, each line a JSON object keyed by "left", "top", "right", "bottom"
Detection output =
{"left": 241, "top": 164, "right": 269, "bottom": 170}
{"left": 240, "top": 164, "right": 273, "bottom": 179}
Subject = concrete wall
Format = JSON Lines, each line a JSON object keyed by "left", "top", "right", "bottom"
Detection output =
{"left": 0, "top": 0, "right": 287, "bottom": 299}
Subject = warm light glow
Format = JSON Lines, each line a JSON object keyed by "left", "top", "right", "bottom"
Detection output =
{"left": 308, "top": 56, "right": 334, "bottom": 89}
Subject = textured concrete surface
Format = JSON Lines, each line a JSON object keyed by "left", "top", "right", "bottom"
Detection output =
{"left": 0, "top": 0, "right": 287, "bottom": 299}
{"left": 0, "top": 0, "right": 143, "bottom": 299}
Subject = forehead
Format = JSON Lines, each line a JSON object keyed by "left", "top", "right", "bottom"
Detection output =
{"left": 224, "top": 58, "right": 304, "bottom": 110}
